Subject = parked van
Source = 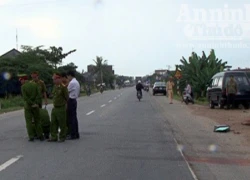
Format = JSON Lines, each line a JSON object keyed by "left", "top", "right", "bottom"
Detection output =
{"left": 206, "top": 71, "right": 250, "bottom": 109}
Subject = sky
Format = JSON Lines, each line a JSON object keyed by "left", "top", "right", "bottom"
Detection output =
{"left": 0, "top": 0, "right": 250, "bottom": 77}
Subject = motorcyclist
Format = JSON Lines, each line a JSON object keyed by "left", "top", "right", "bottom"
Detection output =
{"left": 86, "top": 84, "right": 91, "bottom": 95}
{"left": 184, "top": 81, "right": 194, "bottom": 102}
{"left": 100, "top": 84, "right": 104, "bottom": 93}
{"left": 136, "top": 80, "right": 144, "bottom": 98}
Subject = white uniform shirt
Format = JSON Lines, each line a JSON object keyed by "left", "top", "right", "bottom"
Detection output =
{"left": 67, "top": 78, "right": 80, "bottom": 99}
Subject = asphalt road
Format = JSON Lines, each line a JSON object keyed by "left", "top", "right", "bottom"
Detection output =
{"left": 0, "top": 87, "right": 195, "bottom": 180}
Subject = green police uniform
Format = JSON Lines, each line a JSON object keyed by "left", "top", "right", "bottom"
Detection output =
{"left": 30, "top": 79, "right": 47, "bottom": 108}
{"left": 50, "top": 84, "right": 68, "bottom": 141}
{"left": 21, "top": 81, "right": 44, "bottom": 141}
{"left": 62, "top": 83, "right": 70, "bottom": 136}
{"left": 30, "top": 79, "right": 50, "bottom": 138}
{"left": 226, "top": 78, "right": 238, "bottom": 109}
{"left": 226, "top": 80, "right": 237, "bottom": 94}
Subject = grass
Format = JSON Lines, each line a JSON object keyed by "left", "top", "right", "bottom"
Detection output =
{"left": 173, "top": 94, "right": 208, "bottom": 106}
{"left": 0, "top": 89, "right": 100, "bottom": 114}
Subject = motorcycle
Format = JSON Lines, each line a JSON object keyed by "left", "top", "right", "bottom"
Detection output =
{"left": 100, "top": 86, "right": 103, "bottom": 94}
{"left": 182, "top": 90, "right": 194, "bottom": 105}
{"left": 86, "top": 87, "right": 91, "bottom": 96}
{"left": 137, "top": 91, "right": 142, "bottom": 101}
{"left": 144, "top": 86, "right": 149, "bottom": 92}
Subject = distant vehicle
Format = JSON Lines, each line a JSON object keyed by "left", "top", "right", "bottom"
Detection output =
{"left": 153, "top": 82, "right": 166, "bottom": 96}
{"left": 207, "top": 71, "right": 250, "bottom": 109}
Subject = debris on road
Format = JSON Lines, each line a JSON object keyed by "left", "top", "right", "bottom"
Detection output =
{"left": 214, "top": 125, "right": 230, "bottom": 133}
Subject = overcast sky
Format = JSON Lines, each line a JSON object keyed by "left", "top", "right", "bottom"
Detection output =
{"left": 0, "top": 0, "right": 250, "bottom": 76}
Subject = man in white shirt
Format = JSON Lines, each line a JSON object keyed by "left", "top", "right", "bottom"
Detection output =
{"left": 66, "top": 70, "right": 80, "bottom": 140}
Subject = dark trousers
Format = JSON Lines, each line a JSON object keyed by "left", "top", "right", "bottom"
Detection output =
{"left": 137, "top": 90, "right": 142, "bottom": 97}
{"left": 227, "top": 93, "right": 235, "bottom": 109}
{"left": 67, "top": 98, "right": 79, "bottom": 138}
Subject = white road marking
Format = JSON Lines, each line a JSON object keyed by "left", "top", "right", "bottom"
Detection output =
{"left": 109, "top": 100, "right": 112, "bottom": 103}
{"left": 101, "top": 104, "right": 106, "bottom": 108}
{"left": 0, "top": 155, "right": 23, "bottom": 172}
{"left": 86, "top": 110, "right": 95, "bottom": 115}
{"left": 174, "top": 138, "right": 198, "bottom": 180}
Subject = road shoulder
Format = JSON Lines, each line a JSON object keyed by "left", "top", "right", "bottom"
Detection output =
{"left": 150, "top": 94, "right": 250, "bottom": 180}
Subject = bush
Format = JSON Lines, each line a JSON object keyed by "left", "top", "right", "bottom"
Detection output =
{"left": 0, "top": 96, "right": 24, "bottom": 109}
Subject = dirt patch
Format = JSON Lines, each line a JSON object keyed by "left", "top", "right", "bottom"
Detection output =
{"left": 186, "top": 103, "right": 250, "bottom": 145}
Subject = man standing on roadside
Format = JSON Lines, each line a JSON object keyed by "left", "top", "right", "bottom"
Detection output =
{"left": 30, "top": 71, "right": 50, "bottom": 139}
{"left": 166, "top": 77, "right": 175, "bottom": 104}
{"left": 61, "top": 72, "right": 70, "bottom": 136}
{"left": 61, "top": 72, "right": 69, "bottom": 87}
{"left": 48, "top": 73, "right": 68, "bottom": 142}
{"left": 226, "top": 75, "right": 238, "bottom": 109}
{"left": 66, "top": 70, "right": 80, "bottom": 140}
{"left": 19, "top": 74, "right": 44, "bottom": 142}
{"left": 30, "top": 71, "right": 48, "bottom": 108}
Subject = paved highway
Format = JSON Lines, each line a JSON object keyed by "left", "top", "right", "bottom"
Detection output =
{"left": 0, "top": 87, "right": 195, "bottom": 180}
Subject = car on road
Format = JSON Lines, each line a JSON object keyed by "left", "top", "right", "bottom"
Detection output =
{"left": 207, "top": 71, "right": 250, "bottom": 109}
{"left": 153, "top": 82, "right": 166, "bottom": 96}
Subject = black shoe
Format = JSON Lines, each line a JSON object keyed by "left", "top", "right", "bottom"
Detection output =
{"left": 48, "top": 139, "right": 57, "bottom": 142}
{"left": 44, "top": 134, "right": 50, "bottom": 139}
{"left": 66, "top": 136, "right": 77, "bottom": 140}
{"left": 39, "top": 136, "right": 45, "bottom": 141}
{"left": 29, "top": 138, "right": 34, "bottom": 142}
{"left": 76, "top": 134, "right": 80, "bottom": 139}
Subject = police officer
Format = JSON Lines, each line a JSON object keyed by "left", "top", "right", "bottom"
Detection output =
{"left": 61, "top": 72, "right": 69, "bottom": 87}
{"left": 30, "top": 71, "right": 48, "bottom": 108}
{"left": 48, "top": 73, "right": 68, "bottom": 142}
{"left": 166, "top": 77, "right": 175, "bottom": 104}
{"left": 30, "top": 71, "right": 50, "bottom": 139}
{"left": 19, "top": 74, "right": 44, "bottom": 142}
{"left": 226, "top": 75, "right": 238, "bottom": 109}
{"left": 61, "top": 72, "right": 70, "bottom": 137}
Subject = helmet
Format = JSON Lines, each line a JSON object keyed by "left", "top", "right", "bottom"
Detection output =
{"left": 138, "top": 80, "right": 141, "bottom": 83}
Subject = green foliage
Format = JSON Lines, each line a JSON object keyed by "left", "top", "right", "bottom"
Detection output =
{"left": 0, "top": 45, "right": 78, "bottom": 97}
{"left": 116, "top": 75, "right": 134, "bottom": 85}
{"left": 92, "top": 56, "right": 115, "bottom": 87}
{"left": 178, "top": 49, "right": 228, "bottom": 99}
{"left": 58, "top": 62, "right": 83, "bottom": 84}
{"left": 0, "top": 96, "right": 24, "bottom": 109}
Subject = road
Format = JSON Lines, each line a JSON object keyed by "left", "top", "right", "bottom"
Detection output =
{"left": 0, "top": 87, "right": 195, "bottom": 180}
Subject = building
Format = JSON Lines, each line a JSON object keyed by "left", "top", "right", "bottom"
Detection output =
{"left": 86, "top": 64, "right": 115, "bottom": 86}
{"left": 87, "top": 64, "right": 114, "bottom": 75}
{"left": 155, "top": 69, "right": 168, "bottom": 75}
{"left": 0, "top": 48, "right": 21, "bottom": 59}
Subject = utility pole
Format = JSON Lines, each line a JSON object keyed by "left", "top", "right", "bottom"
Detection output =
{"left": 16, "top": 28, "right": 18, "bottom": 50}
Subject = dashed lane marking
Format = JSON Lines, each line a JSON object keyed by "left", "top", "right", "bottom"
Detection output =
{"left": 0, "top": 155, "right": 23, "bottom": 172}
{"left": 86, "top": 110, "right": 95, "bottom": 115}
{"left": 101, "top": 104, "right": 106, "bottom": 108}
{"left": 109, "top": 100, "right": 112, "bottom": 103}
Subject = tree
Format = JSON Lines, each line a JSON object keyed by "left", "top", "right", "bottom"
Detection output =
{"left": 58, "top": 62, "right": 84, "bottom": 84}
{"left": 92, "top": 56, "right": 107, "bottom": 84}
{"left": 178, "top": 49, "right": 228, "bottom": 99}
{"left": 0, "top": 45, "right": 77, "bottom": 97}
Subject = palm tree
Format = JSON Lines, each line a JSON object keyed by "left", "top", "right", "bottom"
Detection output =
{"left": 93, "top": 56, "right": 108, "bottom": 84}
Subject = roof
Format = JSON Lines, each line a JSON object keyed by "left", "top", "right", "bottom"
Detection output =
{"left": 0, "top": 48, "right": 22, "bottom": 59}
{"left": 212, "top": 70, "right": 248, "bottom": 78}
